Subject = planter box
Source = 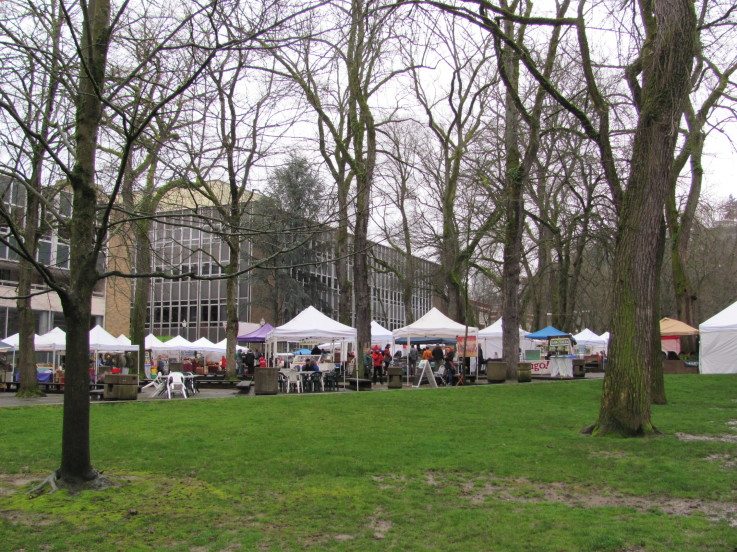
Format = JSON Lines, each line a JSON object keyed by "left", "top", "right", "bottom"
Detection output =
{"left": 517, "top": 362, "right": 532, "bottom": 383}
{"left": 485, "top": 361, "right": 507, "bottom": 383}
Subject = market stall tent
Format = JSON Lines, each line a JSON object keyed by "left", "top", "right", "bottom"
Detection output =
{"left": 524, "top": 326, "right": 569, "bottom": 340}
{"left": 237, "top": 323, "right": 274, "bottom": 343}
{"left": 392, "top": 307, "right": 478, "bottom": 340}
{"left": 478, "top": 318, "right": 534, "bottom": 359}
{"left": 265, "top": 306, "right": 357, "bottom": 362}
{"left": 699, "top": 301, "right": 737, "bottom": 374}
{"left": 370, "top": 321, "right": 393, "bottom": 347}
{"left": 573, "top": 328, "right": 608, "bottom": 352}
{"left": 660, "top": 317, "right": 698, "bottom": 355}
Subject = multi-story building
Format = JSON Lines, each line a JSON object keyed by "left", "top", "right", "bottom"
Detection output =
{"left": 142, "top": 202, "right": 437, "bottom": 342}
{"left": 0, "top": 177, "right": 107, "bottom": 337}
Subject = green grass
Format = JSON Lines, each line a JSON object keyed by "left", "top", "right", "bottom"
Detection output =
{"left": 1, "top": 375, "right": 737, "bottom": 551}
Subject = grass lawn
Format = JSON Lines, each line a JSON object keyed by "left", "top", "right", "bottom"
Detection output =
{"left": 1, "top": 375, "right": 736, "bottom": 551}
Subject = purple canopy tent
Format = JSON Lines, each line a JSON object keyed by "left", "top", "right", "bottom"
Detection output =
{"left": 237, "top": 323, "right": 274, "bottom": 343}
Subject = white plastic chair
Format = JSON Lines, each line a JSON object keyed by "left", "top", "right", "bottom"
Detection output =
{"left": 286, "top": 370, "right": 303, "bottom": 394}
{"left": 142, "top": 373, "right": 167, "bottom": 398}
{"left": 167, "top": 372, "right": 188, "bottom": 399}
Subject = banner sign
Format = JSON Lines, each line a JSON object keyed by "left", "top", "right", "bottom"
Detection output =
{"left": 456, "top": 335, "right": 477, "bottom": 357}
{"left": 530, "top": 360, "right": 551, "bottom": 375}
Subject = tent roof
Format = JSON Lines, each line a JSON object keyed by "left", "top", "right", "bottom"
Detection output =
{"left": 524, "top": 326, "right": 569, "bottom": 340}
{"left": 144, "top": 333, "right": 164, "bottom": 349}
{"left": 89, "top": 325, "right": 139, "bottom": 352}
{"left": 573, "top": 328, "right": 608, "bottom": 346}
{"left": 392, "top": 307, "right": 478, "bottom": 339}
{"left": 191, "top": 337, "right": 224, "bottom": 352}
{"left": 214, "top": 338, "right": 248, "bottom": 352}
{"left": 478, "top": 318, "right": 529, "bottom": 338}
{"left": 151, "top": 335, "right": 194, "bottom": 350}
{"left": 371, "top": 320, "right": 392, "bottom": 342}
{"left": 117, "top": 334, "right": 132, "bottom": 346}
{"left": 1, "top": 333, "right": 41, "bottom": 350}
{"left": 237, "top": 323, "right": 274, "bottom": 342}
{"left": 660, "top": 317, "right": 698, "bottom": 337}
{"left": 266, "top": 306, "right": 357, "bottom": 342}
{"left": 35, "top": 327, "right": 66, "bottom": 351}
{"left": 700, "top": 301, "right": 737, "bottom": 333}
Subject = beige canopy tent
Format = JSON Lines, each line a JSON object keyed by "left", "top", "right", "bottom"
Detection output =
{"left": 660, "top": 317, "right": 698, "bottom": 355}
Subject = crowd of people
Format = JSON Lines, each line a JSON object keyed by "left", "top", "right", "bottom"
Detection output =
{"left": 361, "top": 343, "right": 463, "bottom": 385}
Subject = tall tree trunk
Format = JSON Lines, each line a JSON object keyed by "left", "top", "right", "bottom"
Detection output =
{"left": 593, "top": 0, "right": 695, "bottom": 436}
{"left": 58, "top": 0, "right": 112, "bottom": 484}
{"left": 16, "top": 185, "right": 42, "bottom": 397}
{"left": 224, "top": 226, "right": 239, "bottom": 379}
{"left": 129, "top": 222, "right": 151, "bottom": 376}
{"left": 16, "top": 2, "right": 63, "bottom": 397}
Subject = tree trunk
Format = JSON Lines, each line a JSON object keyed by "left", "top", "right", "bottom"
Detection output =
{"left": 593, "top": 0, "right": 695, "bottom": 436}
{"left": 224, "top": 232, "right": 239, "bottom": 379}
{"left": 16, "top": 190, "right": 42, "bottom": 397}
{"left": 58, "top": 0, "right": 112, "bottom": 484}
{"left": 129, "top": 223, "right": 151, "bottom": 376}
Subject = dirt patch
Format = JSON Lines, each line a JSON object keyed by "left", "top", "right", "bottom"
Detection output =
{"left": 704, "top": 454, "right": 737, "bottom": 468}
{"left": 461, "top": 477, "right": 737, "bottom": 526}
{"left": 676, "top": 432, "right": 737, "bottom": 443}
{"left": 368, "top": 509, "right": 392, "bottom": 539}
{"left": 414, "top": 473, "right": 737, "bottom": 527}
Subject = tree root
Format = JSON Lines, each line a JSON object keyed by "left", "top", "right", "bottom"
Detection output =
{"left": 28, "top": 472, "right": 59, "bottom": 499}
{"left": 27, "top": 470, "right": 117, "bottom": 498}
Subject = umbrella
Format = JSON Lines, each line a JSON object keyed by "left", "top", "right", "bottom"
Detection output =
{"left": 292, "top": 348, "right": 312, "bottom": 355}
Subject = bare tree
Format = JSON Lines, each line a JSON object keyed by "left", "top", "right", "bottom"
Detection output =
{"left": 0, "top": 0, "right": 68, "bottom": 397}
{"left": 0, "top": 0, "right": 319, "bottom": 490}
{"left": 426, "top": 0, "right": 697, "bottom": 435}
{"left": 264, "top": 0, "right": 409, "bottom": 352}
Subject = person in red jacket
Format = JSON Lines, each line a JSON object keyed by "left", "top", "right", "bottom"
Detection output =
{"left": 371, "top": 346, "right": 384, "bottom": 384}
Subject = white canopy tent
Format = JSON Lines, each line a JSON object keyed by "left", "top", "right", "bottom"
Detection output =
{"left": 370, "top": 320, "right": 393, "bottom": 347}
{"left": 191, "top": 337, "right": 225, "bottom": 352}
{"left": 392, "top": 308, "right": 478, "bottom": 384}
{"left": 265, "top": 306, "right": 356, "bottom": 369}
{"left": 35, "top": 327, "right": 66, "bottom": 351}
{"left": 478, "top": 318, "right": 534, "bottom": 360}
{"left": 700, "top": 301, "right": 737, "bottom": 374}
{"left": 144, "top": 333, "right": 165, "bottom": 349}
{"left": 117, "top": 334, "right": 132, "bottom": 346}
{"left": 214, "top": 338, "right": 248, "bottom": 353}
{"left": 392, "top": 307, "right": 478, "bottom": 340}
{"left": 89, "top": 325, "right": 139, "bottom": 353}
{"left": 572, "top": 328, "right": 608, "bottom": 353}
{"left": 1, "top": 333, "right": 41, "bottom": 350}
{"left": 150, "top": 335, "right": 195, "bottom": 353}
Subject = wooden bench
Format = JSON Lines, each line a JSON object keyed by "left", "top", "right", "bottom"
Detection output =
{"left": 89, "top": 389, "right": 104, "bottom": 400}
{"left": 345, "top": 378, "right": 372, "bottom": 391}
{"left": 235, "top": 381, "right": 252, "bottom": 394}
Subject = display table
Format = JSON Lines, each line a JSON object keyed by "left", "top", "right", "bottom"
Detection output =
{"left": 549, "top": 356, "right": 575, "bottom": 378}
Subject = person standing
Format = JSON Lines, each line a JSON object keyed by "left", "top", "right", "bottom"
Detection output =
{"left": 371, "top": 346, "right": 384, "bottom": 384}
{"left": 408, "top": 345, "right": 418, "bottom": 376}
{"left": 244, "top": 350, "right": 255, "bottom": 375}
{"left": 363, "top": 348, "right": 373, "bottom": 379}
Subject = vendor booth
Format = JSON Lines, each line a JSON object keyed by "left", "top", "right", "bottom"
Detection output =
{"left": 660, "top": 317, "right": 698, "bottom": 356}
{"left": 478, "top": 318, "right": 535, "bottom": 360}
{"left": 699, "top": 301, "right": 737, "bottom": 374}
{"left": 265, "top": 306, "right": 357, "bottom": 389}
{"left": 524, "top": 326, "right": 575, "bottom": 377}
{"left": 392, "top": 307, "right": 478, "bottom": 385}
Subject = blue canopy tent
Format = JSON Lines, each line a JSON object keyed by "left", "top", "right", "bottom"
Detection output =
{"left": 524, "top": 326, "right": 570, "bottom": 340}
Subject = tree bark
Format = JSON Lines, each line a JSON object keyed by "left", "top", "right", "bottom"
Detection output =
{"left": 594, "top": 0, "right": 696, "bottom": 436}
{"left": 58, "top": 0, "right": 112, "bottom": 483}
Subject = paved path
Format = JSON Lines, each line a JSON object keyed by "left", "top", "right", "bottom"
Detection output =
{"left": 0, "top": 373, "right": 603, "bottom": 408}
